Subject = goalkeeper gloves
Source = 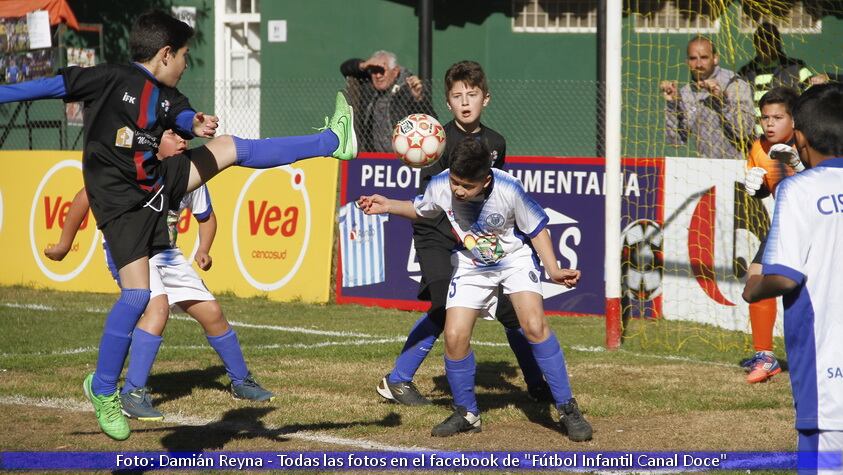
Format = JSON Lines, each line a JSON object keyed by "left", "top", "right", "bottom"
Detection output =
{"left": 768, "top": 143, "right": 806, "bottom": 172}
{"left": 744, "top": 167, "right": 767, "bottom": 196}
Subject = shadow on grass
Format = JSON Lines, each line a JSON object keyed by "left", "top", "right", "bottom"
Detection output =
{"left": 146, "top": 366, "right": 228, "bottom": 406}
{"left": 429, "top": 360, "right": 558, "bottom": 431}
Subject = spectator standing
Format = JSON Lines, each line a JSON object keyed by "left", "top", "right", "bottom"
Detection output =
{"left": 661, "top": 36, "right": 755, "bottom": 160}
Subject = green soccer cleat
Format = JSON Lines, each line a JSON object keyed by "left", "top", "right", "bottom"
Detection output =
{"left": 324, "top": 91, "right": 357, "bottom": 161}
{"left": 83, "top": 372, "right": 130, "bottom": 441}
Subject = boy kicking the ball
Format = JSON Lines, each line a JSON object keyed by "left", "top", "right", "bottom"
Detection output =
{"left": 358, "top": 138, "right": 592, "bottom": 441}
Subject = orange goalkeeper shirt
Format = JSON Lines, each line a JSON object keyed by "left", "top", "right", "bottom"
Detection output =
{"left": 746, "top": 138, "right": 797, "bottom": 196}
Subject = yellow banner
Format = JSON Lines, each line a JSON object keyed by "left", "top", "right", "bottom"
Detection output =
{"left": 0, "top": 151, "right": 338, "bottom": 302}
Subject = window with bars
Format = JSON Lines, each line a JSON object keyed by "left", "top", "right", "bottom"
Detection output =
{"left": 739, "top": 1, "right": 821, "bottom": 34}
{"left": 632, "top": 1, "right": 720, "bottom": 33}
{"left": 512, "top": 0, "right": 598, "bottom": 33}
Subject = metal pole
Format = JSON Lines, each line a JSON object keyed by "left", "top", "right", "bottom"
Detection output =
{"left": 604, "top": 0, "right": 623, "bottom": 350}
{"left": 418, "top": 0, "right": 433, "bottom": 81}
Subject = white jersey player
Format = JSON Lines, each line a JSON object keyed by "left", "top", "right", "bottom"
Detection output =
{"left": 357, "top": 138, "right": 592, "bottom": 442}
{"left": 743, "top": 84, "right": 843, "bottom": 464}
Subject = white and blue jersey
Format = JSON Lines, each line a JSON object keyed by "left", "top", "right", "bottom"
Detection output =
{"left": 763, "top": 158, "right": 843, "bottom": 431}
{"left": 414, "top": 168, "right": 548, "bottom": 269}
{"left": 338, "top": 202, "right": 388, "bottom": 287}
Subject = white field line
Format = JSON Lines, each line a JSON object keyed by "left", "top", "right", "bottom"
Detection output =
{"left": 0, "top": 395, "right": 432, "bottom": 452}
{"left": 0, "top": 301, "right": 735, "bottom": 367}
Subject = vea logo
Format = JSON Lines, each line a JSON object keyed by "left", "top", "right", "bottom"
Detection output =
{"left": 30, "top": 160, "right": 99, "bottom": 282}
{"left": 233, "top": 167, "right": 311, "bottom": 291}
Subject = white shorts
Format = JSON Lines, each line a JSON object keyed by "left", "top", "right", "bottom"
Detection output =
{"left": 798, "top": 429, "right": 843, "bottom": 474}
{"left": 446, "top": 260, "right": 542, "bottom": 313}
{"left": 148, "top": 248, "right": 214, "bottom": 305}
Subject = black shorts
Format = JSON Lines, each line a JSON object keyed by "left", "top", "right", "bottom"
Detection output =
{"left": 415, "top": 245, "right": 456, "bottom": 301}
{"left": 752, "top": 233, "right": 768, "bottom": 265}
{"left": 100, "top": 149, "right": 201, "bottom": 270}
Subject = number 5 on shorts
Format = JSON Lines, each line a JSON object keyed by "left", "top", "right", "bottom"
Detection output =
{"left": 449, "top": 276, "right": 460, "bottom": 298}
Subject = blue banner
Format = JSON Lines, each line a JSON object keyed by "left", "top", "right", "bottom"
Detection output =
{"left": 337, "top": 155, "right": 662, "bottom": 316}
{"left": 1, "top": 451, "right": 840, "bottom": 471}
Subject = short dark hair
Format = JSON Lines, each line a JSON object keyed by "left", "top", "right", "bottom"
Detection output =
{"left": 759, "top": 86, "right": 799, "bottom": 115}
{"left": 445, "top": 60, "right": 489, "bottom": 95}
{"left": 130, "top": 10, "right": 194, "bottom": 63}
{"left": 450, "top": 138, "right": 491, "bottom": 182}
{"left": 687, "top": 35, "right": 717, "bottom": 56}
{"left": 792, "top": 83, "right": 843, "bottom": 156}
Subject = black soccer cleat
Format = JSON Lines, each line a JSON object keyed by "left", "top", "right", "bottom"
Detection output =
{"left": 376, "top": 374, "right": 432, "bottom": 406}
{"left": 558, "top": 397, "right": 593, "bottom": 442}
{"left": 431, "top": 405, "right": 481, "bottom": 437}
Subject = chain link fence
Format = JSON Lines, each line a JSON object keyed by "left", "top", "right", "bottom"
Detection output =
{"left": 0, "top": 78, "right": 605, "bottom": 157}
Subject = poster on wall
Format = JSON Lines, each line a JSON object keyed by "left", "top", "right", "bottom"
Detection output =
{"left": 65, "top": 47, "right": 96, "bottom": 126}
{"left": 0, "top": 12, "right": 55, "bottom": 85}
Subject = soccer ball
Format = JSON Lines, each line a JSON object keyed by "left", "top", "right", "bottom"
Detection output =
{"left": 392, "top": 114, "right": 446, "bottom": 168}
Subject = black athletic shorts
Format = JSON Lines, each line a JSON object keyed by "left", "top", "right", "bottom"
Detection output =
{"left": 415, "top": 245, "right": 456, "bottom": 301}
{"left": 100, "top": 146, "right": 212, "bottom": 270}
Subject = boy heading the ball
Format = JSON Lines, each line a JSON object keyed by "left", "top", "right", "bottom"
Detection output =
{"left": 359, "top": 138, "right": 592, "bottom": 441}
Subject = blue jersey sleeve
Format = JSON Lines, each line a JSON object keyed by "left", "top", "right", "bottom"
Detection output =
{"left": 0, "top": 75, "right": 66, "bottom": 103}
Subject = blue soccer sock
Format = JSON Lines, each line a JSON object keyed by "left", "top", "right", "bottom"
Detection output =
{"left": 505, "top": 327, "right": 544, "bottom": 388}
{"left": 232, "top": 131, "right": 338, "bottom": 169}
{"left": 207, "top": 328, "right": 249, "bottom": 386}
{"left": 92, "top": 289, "right": 150, "bottom": 396}
{"left": 388, "top": 313, "right": 442, "bottom": 384}
{"left": 529, "top": 332, "right": 574, "bottom": 407}
{"left": 445, "top": 351, "right": 478, "bottom": 415}
{"left": 122, "top": 328, "right": 163, "bottom": 395}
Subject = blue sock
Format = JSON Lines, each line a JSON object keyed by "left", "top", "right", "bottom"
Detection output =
{"left": 530, "top": 332, "right": 574, "bottom": 407}
{"left": 505, "top": 327, "right": 544, "bottom": 388}
{"left": 122, "top": 328, "right": 163, "bottom": 395}
{"left": 92, "top": 289, "right": 150, "bottom": 396}
{"left": 207, "top": 328, "right": 249, "bottom": 386}
{"left": 388, "top": 313, "right": 441, "bottom": 384}
{"left": 232, "top": 130, "right": 338, "bottom": 169}
{"left": 445, "top": 351, "right": 478, "bottom": 415}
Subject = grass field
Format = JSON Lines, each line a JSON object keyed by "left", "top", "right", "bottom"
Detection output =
{"left": 0, "top": 284, "right": 795, "bottom": 472}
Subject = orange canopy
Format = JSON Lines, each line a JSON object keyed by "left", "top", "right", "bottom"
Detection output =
{"left": 0, "top": 0, "right": 80, "bottom": 30}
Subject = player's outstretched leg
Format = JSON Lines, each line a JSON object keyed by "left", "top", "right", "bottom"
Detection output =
{"left": 432, "top": 351, "right": 482, "bottom": 437}
{"left": 187, "top": 91, "right": 356, "bottom": 193}
{"left": 498, "top": 292, "right": 552, "bottom": 401}
{"left": 84, "top": 286, "right": 151, "bottom": 440}
{"left": 512, "top": 292, "right": 592, "bottom": 442}
{"left": 377, "top": 313, "right": 440, "bottom": 406}
{"left": 181, "top": 299, "right": 275, "bottom": 402}
{"left": 121, "top": 328, "right": 164, "bottom": 421}
{"left": 529, "top": 333, "right": 592, "bottom": 442}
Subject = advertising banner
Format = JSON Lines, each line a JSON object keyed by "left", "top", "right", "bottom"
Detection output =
{"left": 0, "top": 152, "right": 339, "bottom": 303}
{"left": 336, "top": 154, "right": 660, "bottom": 316}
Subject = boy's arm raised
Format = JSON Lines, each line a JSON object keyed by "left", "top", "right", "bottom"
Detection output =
{"left": 0, "top": 76, "right": 66, "bottom": 103}
{"left": 44, "top": 188, "right": 90, "bottom": 261}
{"left": 357, "top": 194, "right": 419, "bottom": 220}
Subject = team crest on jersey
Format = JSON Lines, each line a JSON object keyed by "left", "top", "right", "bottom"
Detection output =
{"left": 484, "top": 213, "right": 505, "bottom": 229}
{"left": 490, "top": 151, "right": 498, "bottom": 164}
{"left": 161, "top": 99, "right": 170, "bottom": 113}
{"left": 115, "top": 126, "right": 134, "bottom": 148}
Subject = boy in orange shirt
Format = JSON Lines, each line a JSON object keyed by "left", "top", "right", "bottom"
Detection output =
{"left": 743, "top": 86, "right": 803, "bottom": 383}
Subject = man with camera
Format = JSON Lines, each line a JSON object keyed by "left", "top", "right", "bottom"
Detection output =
{"left": 340, "top": 50, "right": 436, "bottom": 152}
